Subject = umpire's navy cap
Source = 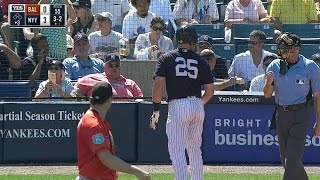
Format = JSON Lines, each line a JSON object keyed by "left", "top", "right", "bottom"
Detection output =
{"left": 90, "top": 82, "right": 113, "bottom": 103}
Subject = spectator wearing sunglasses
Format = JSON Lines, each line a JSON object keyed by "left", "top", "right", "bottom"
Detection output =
{"left": 63, "top": 33, "right": 104, "bottom": 80}
{"left": 249, "top": 54, "right": 278, "bottom": 92}
{"left": 34, "top": 60, "right": 73, "bottom": 100}
{"left": 228, "top": 30, "right": 274, "bottom": 91}
{"left": 71, "top": 53, "right": 143, "bottom": 101}
{"left": 134, "top": 16, "right": 173, "bottom": 60}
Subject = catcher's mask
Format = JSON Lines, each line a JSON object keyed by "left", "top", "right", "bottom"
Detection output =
{"left": 276, "top": 32, "right": 301, "bottom": 60}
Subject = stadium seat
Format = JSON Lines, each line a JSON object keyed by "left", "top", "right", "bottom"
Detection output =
{"left": 113, "top": 25, "right": 122, "bottom": 33}
{"left": 231, "top": 24, "right": 275, "bottom": 44}
{"left": 0, "top": 80, "right": 31, "bottom": 100}
{"left": 194, "top": 24, "right": 225, "bottom": 43}
{"left": 300, "top": 44, "right": 320, "bottom": 59}
{"left": 281, "top": 24, "right": 320, "bottom": 44}
{"left": 264, "top": 44, "right": 278, "bottom": 54}
{"left": 237, "top": 44, "right": 278, "bottom": 54}
{"left": 236, "top": 44, "right": 248, "bottom": 54}
{"left": 212, "top": 43, "right": 235, "bottom": 60}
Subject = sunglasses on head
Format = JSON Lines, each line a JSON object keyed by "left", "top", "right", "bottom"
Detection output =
{"left": 152, "top": 26, "right": 164, "bottom": 31}
{"left": 108, "top": 64, "right": 120, "bottom": 68}
{"left": 49, "top": 66, "right": 61, "bottom": 70}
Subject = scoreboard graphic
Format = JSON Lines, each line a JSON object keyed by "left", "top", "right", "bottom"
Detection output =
{"left": 9, "top": 4, "right": 67, "bottom": 28}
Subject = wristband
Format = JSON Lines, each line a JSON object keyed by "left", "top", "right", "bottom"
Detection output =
{"left": 153, "top": 102, "right": 160, "bottom": 111}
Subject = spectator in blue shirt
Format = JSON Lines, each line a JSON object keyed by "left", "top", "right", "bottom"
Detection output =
{"left": 63, "top": 33, "right": 104, "bottom": 80}
{"left": 34, "top": 60, "right": 73, "bottom": 100}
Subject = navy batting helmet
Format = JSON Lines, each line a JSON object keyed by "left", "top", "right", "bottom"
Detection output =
{"left": 176, "top": 24, "right": 198, "bottom": 44}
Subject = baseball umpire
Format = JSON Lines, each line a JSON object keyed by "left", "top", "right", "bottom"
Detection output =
{"left": 150, "top": 24, "right": 214, "bottom": 180}
{"left": 76, "top": 82, "right": 150, "bottom": 180}
{"left": 263, "top": 32, "right": 320, "bottom": 180}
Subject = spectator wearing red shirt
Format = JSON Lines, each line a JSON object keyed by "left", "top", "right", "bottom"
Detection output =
{"left": 71, "top": 53, "right": 144, "bottom": 101}
{"left": 76, "top": 82, "right": 150, "bottom": 180}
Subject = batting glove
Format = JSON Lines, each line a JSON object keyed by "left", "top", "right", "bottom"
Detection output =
{"left": 150, "top": 111, "right": 160, "bottom": 130}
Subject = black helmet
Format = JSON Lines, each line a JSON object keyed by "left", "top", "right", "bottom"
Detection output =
{"left": 276, "top": 32, "right": 301, "bottom": 48}
{"left": 276, "top": 32, "right": 301, "bottom": 60}
{"left": 176, "top": 24, "right": 198, "bottom": 44}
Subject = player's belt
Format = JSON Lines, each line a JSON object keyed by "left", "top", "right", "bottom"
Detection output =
{"left": 276, "top": 102, "right": 309, "bottom": 112}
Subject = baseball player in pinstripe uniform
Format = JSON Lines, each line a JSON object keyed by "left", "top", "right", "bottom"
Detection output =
{"left": 150, "top": 24, "right": 215, "bottom": 180}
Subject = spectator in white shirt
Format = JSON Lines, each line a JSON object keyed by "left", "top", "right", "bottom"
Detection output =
{"left": 90, "top": 0, "right": 131, "bottom": 26}
{"left": 88, "top": 12, "right": 124, "bottom": 60}
{"left": 249, "top": 54, "right": 278, "bottom": 92}
{"left": 172, "top": 0, "right": 219, "bottom": 26}
{"left": 134, "top": 16, "right": 174, "bottom": 60}
{"left": 228, "top": 30, "right": 273, "bottom": 90}
{"left": 122, "top": 0, "right": 156, "bottom": 44}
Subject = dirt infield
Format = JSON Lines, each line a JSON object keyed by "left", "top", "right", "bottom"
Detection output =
{"left": 0, "top": 165, "right": 319, "bottom": 175}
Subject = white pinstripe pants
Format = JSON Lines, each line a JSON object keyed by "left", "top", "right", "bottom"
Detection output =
{"left": 166, "top": 97, "right": 205, "bottom": 180}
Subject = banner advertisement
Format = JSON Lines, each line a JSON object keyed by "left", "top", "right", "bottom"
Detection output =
{"left": 2, "top": 103, "right": 88, "bottom": 163}
{"left": 1, "top": 102, "right": 137, "bottom": 163}
{"left": 1, "top": 101, "right": 319, "bottom": 164}
{"left": 137, "top": 102, "right": 170, "bottom": 163}
{"left": 203, "top": 104, "right": 320, "bottom": 164}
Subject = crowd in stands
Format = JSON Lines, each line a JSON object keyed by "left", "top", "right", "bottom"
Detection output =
{"left": 0, "top": 0, "right": 320, "bottom": 100}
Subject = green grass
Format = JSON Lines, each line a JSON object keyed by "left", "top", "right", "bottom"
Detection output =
{"left": 0, "top": 173, "right": 320, "bottom": 180}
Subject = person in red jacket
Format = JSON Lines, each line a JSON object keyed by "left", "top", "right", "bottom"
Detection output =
{"left": 76, "top": 81, "right": 151, "bottom": 180}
